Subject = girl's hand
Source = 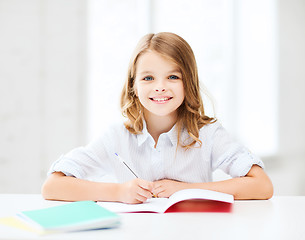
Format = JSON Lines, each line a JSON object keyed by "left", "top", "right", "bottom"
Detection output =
{"left": 118, "top": 179, "right": 154, "bottom": 204}
{"left": 152, "top": 179, "right": 189, "bottom": 198}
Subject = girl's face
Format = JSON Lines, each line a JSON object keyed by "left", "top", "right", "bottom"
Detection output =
{"left": 134, "top": 51, "right": 185, "bottom": 121}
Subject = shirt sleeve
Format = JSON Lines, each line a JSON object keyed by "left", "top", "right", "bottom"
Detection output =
{"left": 47, "top": 122, "right": 130, "bottom": 182}
{"left": 47, "top": 145, "right": 109, "bottom": 180}
{"left": 210, "top": 123, "right": 264, "bottom": 178}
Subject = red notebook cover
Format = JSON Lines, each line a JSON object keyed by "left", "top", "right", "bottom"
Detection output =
{"left": 165, "top": 199, "right": 233, "bottom": 213}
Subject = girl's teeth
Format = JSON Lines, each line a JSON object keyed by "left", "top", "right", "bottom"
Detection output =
{"left": 153, "top": 97, "right": 170, "bottom": 101}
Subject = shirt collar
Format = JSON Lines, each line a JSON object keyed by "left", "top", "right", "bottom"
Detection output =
{"left": 137, "top": 121, "right": 151, "bottom": 147}
{"left": 137, "top": 120, "right": 179, "bottom": 147}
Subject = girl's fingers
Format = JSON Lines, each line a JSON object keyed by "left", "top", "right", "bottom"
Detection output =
{"left": 135, "top": 193, "right": 149, "bottom": 203}
{"left": 156, "top": 189, "right": 168, "bottom": 198}
{"left": 152, "top": 182, "right": 164, "bottom": 196}
{"left": 137, "top": 186, "right": 152, "bottom": 199}
{"left": 137, "top": 179, "right": 153, "bottom": 191}
{"left": 153, "top": 184, "right": 162, "bottom": 192}
{"left": 153, "top": 188, "right": 166, "bottom": 198}
{"left": 127, "top": 179, "right": 153, "bottom": 203}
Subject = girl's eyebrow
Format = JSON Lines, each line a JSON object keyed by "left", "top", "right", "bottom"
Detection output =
{"left": 168, "top": 68, "right": 181, "bottom": 73}
{"left": 138, "top": 69, "right": 181, "bottom": 75}
{"left": 166, "top": 68, "right": 181, "bottom": 74}
{"left": 138, "top": 71, "right": 153, "bottom": 75}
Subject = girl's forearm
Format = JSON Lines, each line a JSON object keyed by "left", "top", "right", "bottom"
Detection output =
{"left": 41, "top": 172, "right": 120, "bottom": 202}
{"left": 189, "top": 166, "right": 273, "bottom": 200}
{"left": 189, "top": 177, "right": 272, "bottom": 200}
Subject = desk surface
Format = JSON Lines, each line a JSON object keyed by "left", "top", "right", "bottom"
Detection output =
{"left": 0, "top": 194, "right": 305, "bottom": 240}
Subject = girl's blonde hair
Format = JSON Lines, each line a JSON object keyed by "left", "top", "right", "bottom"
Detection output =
{"left": 120, "top": 32, "right": 215, "bottom": 149}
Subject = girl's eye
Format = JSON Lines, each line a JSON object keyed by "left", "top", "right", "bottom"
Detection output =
{"left": 169, "top": 75, "right": 179, "bottom": 80}
{"left": 143, "top": 76, "right": 153, "bottom": 81}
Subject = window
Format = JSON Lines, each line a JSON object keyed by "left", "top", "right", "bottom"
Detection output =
{"left": 87, "top": 0, "right": 278, "bottom": 157}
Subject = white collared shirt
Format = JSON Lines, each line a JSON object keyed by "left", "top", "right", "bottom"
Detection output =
{"left": 48, "top": 121, "right": 264, "bottom": 183}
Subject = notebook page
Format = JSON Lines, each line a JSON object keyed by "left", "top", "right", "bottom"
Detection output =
{"left": 98, "top": 198, "right": 169, "bottom": 213}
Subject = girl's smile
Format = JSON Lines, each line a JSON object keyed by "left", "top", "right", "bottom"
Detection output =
{"left": 149, "top": 96, "right": 173, "bottom": 104}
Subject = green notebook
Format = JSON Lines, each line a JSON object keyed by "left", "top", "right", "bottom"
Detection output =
{"left": 17, "top": 201, "right": 120, "bottom": 233}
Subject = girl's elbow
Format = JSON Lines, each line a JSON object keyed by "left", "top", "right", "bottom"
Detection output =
{"left": 41, "top": 172, "right": 66, "bottom": 200}
{"left": 266, "top": 183, "right": 274, "bottom": 200}
{"left": 261, "top": 178, "right": 274, "bottom": 200}
{"left": 41, "top": 174, "right": 61, "bottom": 200}
{"left": 41, "top": 180, "right": 53, "bottom": 200}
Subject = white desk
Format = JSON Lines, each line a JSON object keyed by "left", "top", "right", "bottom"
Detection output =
{"left": 0, "top": 194, "right": 305, "bottom": 240}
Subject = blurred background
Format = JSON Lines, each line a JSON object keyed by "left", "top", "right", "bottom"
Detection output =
{"left": 0, "top": 0, "right": 304, "bottom": 195}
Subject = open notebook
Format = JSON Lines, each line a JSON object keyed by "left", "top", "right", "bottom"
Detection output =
{"left": 99, "top": 189, "right": 234, "bottom": 213}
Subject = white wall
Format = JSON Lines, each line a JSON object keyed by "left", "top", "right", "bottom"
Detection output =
{"left": 0, "top": 0, "right": 87, "bottom": 193}
{"left": 0, "top": 0, "right": 304, "bottom": 195}
{"left": 234, "top": 0, "right": 278, "bottom": 157}
{"left": 278, "top": 0, "right": 305, "bottom": 158}
{"left": 266, "top": 0, "right": 305, "bottom": 195}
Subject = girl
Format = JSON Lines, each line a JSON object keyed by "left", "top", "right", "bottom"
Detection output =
{"left": 42, "top": 32, "right": 273, "bottom": 203}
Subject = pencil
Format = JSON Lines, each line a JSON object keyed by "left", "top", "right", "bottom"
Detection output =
{"left": 114, "top": 153, "right": 157, "bottom": 198}
{"left": 115, "top": 153, "right": 138, "bottom": 178}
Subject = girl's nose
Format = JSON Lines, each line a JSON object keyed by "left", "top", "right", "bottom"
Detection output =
{"left": 155, "top": 87, "right": 165, "bottom": 92}
{"left": 154, "top": 79, "right": 166, "bottom": 92}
